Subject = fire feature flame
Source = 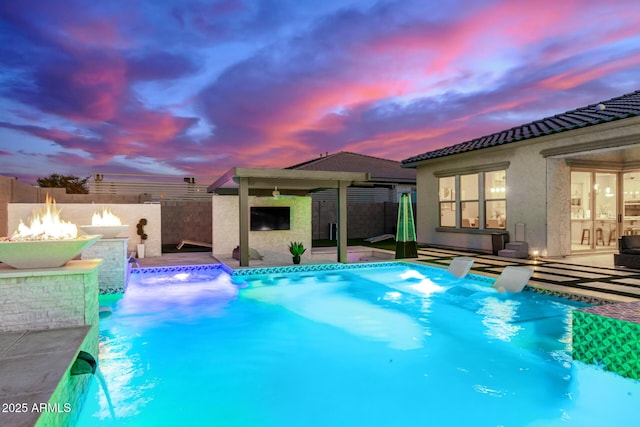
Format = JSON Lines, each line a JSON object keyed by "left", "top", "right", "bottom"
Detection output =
{"left": 92, "top": 209, "right": 122, "bottom": 226}
{"left": 12, "top": 195, "right": 78, "bottom": 241}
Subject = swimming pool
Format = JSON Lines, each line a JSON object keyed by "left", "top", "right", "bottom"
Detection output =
{"left": 75, "top": 262, "right": 639, "bottom": 426}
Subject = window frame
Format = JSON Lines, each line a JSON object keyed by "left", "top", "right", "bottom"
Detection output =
{"left": 436, "top": 166, "right": 507, "bottom": 231}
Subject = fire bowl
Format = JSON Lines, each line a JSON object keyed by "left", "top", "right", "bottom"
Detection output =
{"left": 79, "top": 225, "right": 128, "bottom": 239}
{"left": 0, "top": 235, "right": 101, "bottom": 269}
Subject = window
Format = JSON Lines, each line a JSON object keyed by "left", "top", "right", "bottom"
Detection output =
{"left": 460, "top": 174, "right": 479, "bottom": 228}
{"left": 439, "top": 176, "right": 455, "bottom": 227}
{"left": 484, "top": 171, "right": 506, "bottom": 229}
{"left": 438, "top": 169, "right": 507, "bottom": 230}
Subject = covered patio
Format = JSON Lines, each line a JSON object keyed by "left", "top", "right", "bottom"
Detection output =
{"left": 208, "top": 167, "right": 370, "bottom": 266}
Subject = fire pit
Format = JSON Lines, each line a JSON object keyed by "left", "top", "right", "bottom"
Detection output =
{"left": 0, "top": 236, "right": 101, "bottom": 269}
{"left": 79, "top": 208, "right": 128, "bottom": 239}
{"left": 0, "top": 196, "right": 101, "bottom": 269}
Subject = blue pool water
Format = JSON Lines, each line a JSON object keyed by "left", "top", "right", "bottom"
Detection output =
{"left": 75, "top": 263, "right": 639, "bottom": 426}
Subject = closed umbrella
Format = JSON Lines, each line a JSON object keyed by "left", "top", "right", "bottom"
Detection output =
{"left": 395, "top": 193, "right": 418, "bottom": 259}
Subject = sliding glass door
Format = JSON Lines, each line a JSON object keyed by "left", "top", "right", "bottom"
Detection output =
{"left": 570, "top": 171, "right": 618, "bottom": 252}
{"left": 623, "top": 172, "right": 640, "bottom": 235}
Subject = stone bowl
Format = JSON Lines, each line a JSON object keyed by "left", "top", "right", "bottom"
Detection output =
{"left": 0, "top": 235, "right": 101, "bottom": 269}
{"left": 79, "top": 225, "right": 128, "bottom": 239}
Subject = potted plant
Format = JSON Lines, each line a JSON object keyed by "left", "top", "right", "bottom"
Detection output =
{"left": 288, "top": 241, "right": 306, "bottom": 264}
{"left": 136, "top": 218, "right": 148, "bottom": 258}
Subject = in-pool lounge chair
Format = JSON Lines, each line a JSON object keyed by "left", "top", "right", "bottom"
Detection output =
{"left": 492, "top": 266, "right": 532, "bottom": 293}
{"left": 447, "top": 257, "right": 474, "bottom": 278}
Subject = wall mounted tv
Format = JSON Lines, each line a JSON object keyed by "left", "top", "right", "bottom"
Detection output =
{"left": 250, "top": 206, "right": 291, "bottom": 231}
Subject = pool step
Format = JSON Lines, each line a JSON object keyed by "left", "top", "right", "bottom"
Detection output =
{"left": 498, "top": 242, "right": 529, "bottom": 259}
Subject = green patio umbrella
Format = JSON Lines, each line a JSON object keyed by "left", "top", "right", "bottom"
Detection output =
{"left": 395, "top": 193, "right": 418, "bottom": 259}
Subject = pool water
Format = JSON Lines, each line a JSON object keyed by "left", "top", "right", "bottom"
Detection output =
{"left": 75, "top": 263, "right": 639, "bottom": 426}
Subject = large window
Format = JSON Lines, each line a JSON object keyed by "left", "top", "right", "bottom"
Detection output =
{"left": 438, "top": 170, "right": 507, "bottom": 230}
{"left": 439, "top": 176, "right": 455, "bottom": 227}
{"left": 460, "top": 174, "right": 479, "bottom": 228}
{"left": 484, "top": 170, "right": 506, "bottom": 229}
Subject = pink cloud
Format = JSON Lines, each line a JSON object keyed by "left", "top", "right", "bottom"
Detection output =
{"left": 540, "top": 56, "right": 640, "bottom": 91}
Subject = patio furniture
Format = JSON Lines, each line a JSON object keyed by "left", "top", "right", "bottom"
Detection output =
{"left": 492, "top": 266, "right": 533, "bottom": 293}
{"left": 614, "top": 235, "right": 640, "bottom": 268}
{"left": 364, "top": 234, "right": 395, "bottom": 243}
{"left": 447, "top": 257, "right": 474, "bottom": 278}
{"left": 177, "top": 239, "right": 212, "bottom": 250}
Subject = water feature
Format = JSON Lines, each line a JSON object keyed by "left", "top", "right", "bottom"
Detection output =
{"left": 74, "top": 263, "right": 640, "bottom": 426}
{"left": 94, "top": 367, "right": 117, "bottom": 420}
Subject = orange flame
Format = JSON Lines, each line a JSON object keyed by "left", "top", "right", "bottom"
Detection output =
{"left": 91, "top": 208, "right": 122, "bottom": 226}
{"left": 13, "top": 195, "right": 78, "bottom": 240}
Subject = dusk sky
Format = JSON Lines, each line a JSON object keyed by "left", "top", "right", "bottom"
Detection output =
{"left": 1, "top": 0, "right": 640, "bottom": 185}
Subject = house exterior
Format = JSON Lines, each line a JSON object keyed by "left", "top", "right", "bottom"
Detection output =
{"left": 287, "top": 151, "right": 417, "bottom": 239}
{"left": 402, "top": 90, "right": 640, "bottom": 257}
{"left": 287, "top": 151, "right": 416, "bottom": 203}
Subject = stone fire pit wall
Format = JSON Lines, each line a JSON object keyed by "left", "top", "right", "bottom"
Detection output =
{"left": 8, "top": 203, "right": 161, "bottom": 257}
{"left": 80, "top": 237, "right": 130, "bottom": 294}
{"left": 0, "top": 260, "right": 101, "bottom": 347}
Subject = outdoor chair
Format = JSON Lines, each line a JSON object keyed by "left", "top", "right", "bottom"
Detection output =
{"left": 447, "top": 257, "right": 474, "bottom": 278}
{"left": 492, "top": 266, "right": 532, "bottom": 293}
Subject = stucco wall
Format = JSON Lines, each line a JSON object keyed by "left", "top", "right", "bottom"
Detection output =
{"left": 8, "top": 203, "right": 162, "bottom": 257}
{"left": 415, "top": 144, "right": 551, "bottom": 254}
{"left": 546, "top": 158, "right": 572, "bottom": 256}
{"left": 212, "top": 195, "right": 311, "bottom": 263}
{"left": 413, "top": 117, "right": 640, "bottom": 257}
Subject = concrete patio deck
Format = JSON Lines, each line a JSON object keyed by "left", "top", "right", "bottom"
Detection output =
{"left": 0, "top": 326, "right": 90, "bottom": 427}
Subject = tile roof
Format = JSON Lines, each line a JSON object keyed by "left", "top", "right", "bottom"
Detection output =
{"left": 402, "top": 90, "right": 640, "bottom": 166}
{"left": 287, "top": 151, "right": 416, "bottom": 183}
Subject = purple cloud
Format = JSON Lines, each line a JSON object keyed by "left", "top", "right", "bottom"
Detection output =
{"left": 0, "top": 0, "right": 639, "bottom": 183}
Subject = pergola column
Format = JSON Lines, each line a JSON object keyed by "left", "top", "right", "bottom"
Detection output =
{"left": 238, "top": 176, "right": 250, "bottom": 267}
{"left": 337, "top": 180, "right": 348, "bottom": 263}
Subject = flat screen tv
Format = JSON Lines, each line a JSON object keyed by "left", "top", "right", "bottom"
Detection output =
{"left": 250, "top": 206, "right": 290, "bottom": 231}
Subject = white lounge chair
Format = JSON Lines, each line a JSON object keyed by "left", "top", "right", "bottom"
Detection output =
{"left": 447, "top": 257, "right": 474, "bottom": 278}
{"left": 492, "top": 266, "right": 532, "bottom": 293}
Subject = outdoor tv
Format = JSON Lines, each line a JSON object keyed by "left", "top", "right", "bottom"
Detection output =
{"left": 250, "top": 206, "right": 290, "bottom": 231}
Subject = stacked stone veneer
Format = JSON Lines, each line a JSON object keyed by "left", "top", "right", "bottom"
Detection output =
{"left": 212, "top": 195, "right": 312, "bottom": 264}
{"left": 0, "top": 260, "right": 101, "bottom": 426}
{"left": 0, "top": 260, "right": 100, "bottom": 337}
{"left": 34, "top": 360, "right": 92, "bottom": 427}
{"left": 81, "top": 237, "right": 130, "bottom": 294}
{"left": 572, "top": 301, "right": 640, "bottom": 380}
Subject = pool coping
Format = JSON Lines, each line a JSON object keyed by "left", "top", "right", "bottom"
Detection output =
{"left": 128, "top": 260, "right": 623, "bottom": 305}
{"left": 0, "top": 326, "right": 91, "bottom": 427}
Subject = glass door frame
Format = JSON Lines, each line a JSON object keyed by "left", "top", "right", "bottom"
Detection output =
{"left": 570, "top": 169, "right": 621, "bottom": 254}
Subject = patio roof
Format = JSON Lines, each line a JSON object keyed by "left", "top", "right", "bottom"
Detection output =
{"left": 208, "top": 167, "right": 370, "bottom": 266}
{"left": 207, "top": 167, "right": 370, "bottom": 194}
